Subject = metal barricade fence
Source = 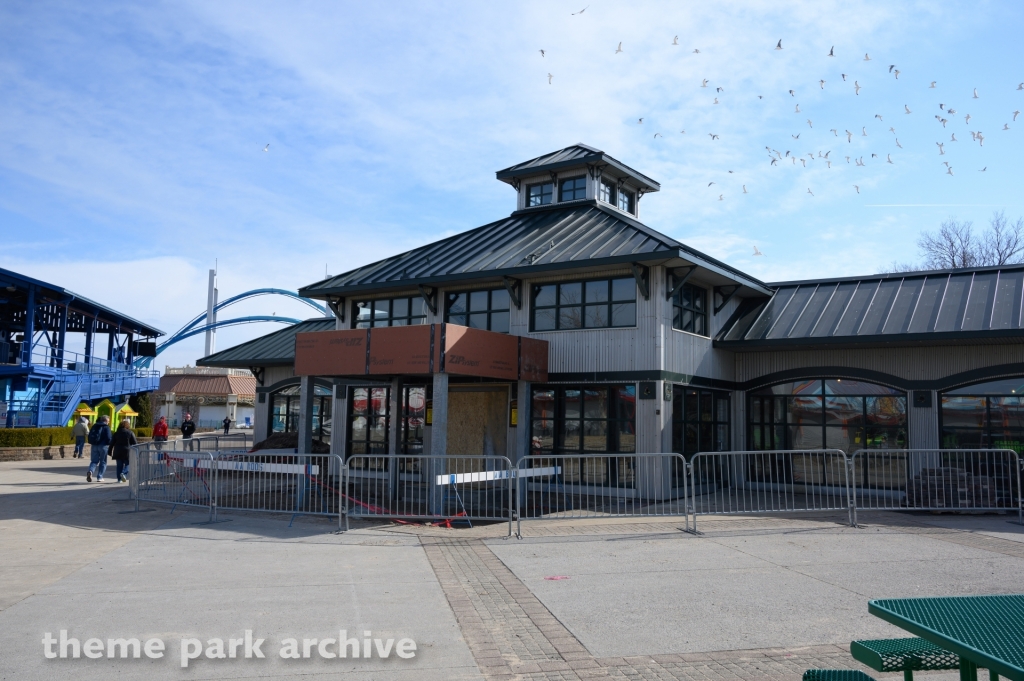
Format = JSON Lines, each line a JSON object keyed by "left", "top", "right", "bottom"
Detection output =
{"left": 209, "top": 452, "right": 344, "bottom": 529}
{"left": 176, "top": 433, "right": 252, "bottom": 453}
{"left": 515, "top": 453, "right": 690, "bottom": 537}
{"left": 343, "top": 455, "right": 514, "bottom": 535}
{"left": 130, "top": 445, "right": 217, "bottom": 520}
{"left": 688, "top": 450, "right": 852, "bottom": 532}
{"left": 849, "top": 449, "right": 1023, "bottom": 525}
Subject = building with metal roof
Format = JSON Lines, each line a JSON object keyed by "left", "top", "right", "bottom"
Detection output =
{"left": 0, "top": 266, "right": 162, "bottom": 428}
{"left": 200, "top": 145, "right": 1024, "bottom": 495}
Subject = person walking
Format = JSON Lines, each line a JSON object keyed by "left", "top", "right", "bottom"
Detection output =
{"left": 86, "top": 415, "right": 113, "bottom": 482}
{"left": 110, "top": 418, "right": 137, "bottom": 483}
{"left": 222, "top": 416, "right": 231, "bottom": 435}
{"left": 152, "top": 415, "right": 168, "bottom": 451}
{"left": 72, "top": 416, "right": 90, "bottom": 458}
{"left": 180, "top": 413, "right": 196, "bottom": 439}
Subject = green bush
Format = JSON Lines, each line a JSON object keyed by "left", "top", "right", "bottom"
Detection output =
{"left": 135, "top": 427, "right": 153, "bottom": 438}
{"left": 0, "top": 427, "right": 76, "bottom": 448}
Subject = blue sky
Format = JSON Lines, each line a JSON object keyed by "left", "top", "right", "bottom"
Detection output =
{"left": 1, "top": 1, "right": 1022, "bottom": 370}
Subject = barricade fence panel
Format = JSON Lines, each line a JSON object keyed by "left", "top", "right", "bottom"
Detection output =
{"left": 209, "top": 452, "right": 343, "bottom": 528}
{"left": 850, "top": 449, "right": 1022, "bottom": 525}
{"left": 343, "top": 455, "right": 514, "bottom": 535}
{"left": 515, "top": 453, "right": 690, "bottom": 537}
{"left": 130, "top": 445, "right": 216, "bottom": 520}
{"left": 688, "top": 450, "right": 852, "bottom": 531}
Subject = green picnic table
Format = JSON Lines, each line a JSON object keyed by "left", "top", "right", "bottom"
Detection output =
{"left": 869, "top": 595, "right": 1024, "bottom": 681}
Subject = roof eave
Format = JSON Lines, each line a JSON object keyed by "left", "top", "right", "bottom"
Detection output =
{"left": 715, "top": 329, "right": 1024, "bottom": 351}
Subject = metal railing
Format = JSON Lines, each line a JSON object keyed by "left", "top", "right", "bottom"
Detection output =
{"left": 515, "top": 453, "right": 690, "bottom": 536}
{"left": 179, "top": 432, "right": 252, "bottom": 452}
{"left": 343, "top": 455, "right": 515, "bottom": 535}
{"left": 130, "top": 444, "right": 342, "bottom": 529}
{"left": 849, "top": 449, "right": 1022, "bottom": 525}
{"left": 687, "top": 450, "right": 852, "bottom": 532}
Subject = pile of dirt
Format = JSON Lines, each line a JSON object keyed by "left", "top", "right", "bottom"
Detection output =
{"left": 251, "top": 432, "right": 331, "bottom": 454}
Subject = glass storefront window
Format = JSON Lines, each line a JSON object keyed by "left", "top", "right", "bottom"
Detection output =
{"left": 269, "top": 383, "right": 332, "bottom": 443}
{"left": 941, "top": 377, "right": 1024, "bottom": 453}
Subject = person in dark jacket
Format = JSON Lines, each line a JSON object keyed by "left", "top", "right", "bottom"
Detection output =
{"left": 110, "top": 418, "right": 137, "bottom": 483}
{"left": 222, "top": 416, "right": 231, "bottom": 435}
{"left": 86, "top": 415, "right": 113, "bottom": 482}
{"left": 180, "top": 413, "right": 196, "bottom": 439}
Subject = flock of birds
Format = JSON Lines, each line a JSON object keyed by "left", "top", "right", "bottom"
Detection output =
{"left": 538, "top": 14, "right": 1022, "bottom": 226}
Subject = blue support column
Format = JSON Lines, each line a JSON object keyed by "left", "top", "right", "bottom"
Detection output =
{"left": 23, "top": 285, "right": 35, "bottom": 367}
{"left": 58, "top": 305, "right": 68, "bottom": 368}
{"left": 107, "top": 331, "right": 115, "bottom": 363}
{"left": 84, "top": 318, "right": 94, "bottom": 365}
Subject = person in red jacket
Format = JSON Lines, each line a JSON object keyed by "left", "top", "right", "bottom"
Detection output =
{"left": 153, "top": 416, "right": 169, "bottom": 451}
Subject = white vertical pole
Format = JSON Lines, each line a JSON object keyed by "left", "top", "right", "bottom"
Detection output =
{"left": 204, "top": 268, "right": 217, "bottom": 357}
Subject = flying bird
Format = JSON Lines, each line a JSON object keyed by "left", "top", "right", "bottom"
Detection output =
{"left": 572, "top": 5, "right": 588, "bottom": 14}
{"left": 672, "top": 36, "right": 679, "bottom": 45}
{"left": 948, "top": 109, "right": 956, "bottom": 114}
{"left": 789, "top": 89, "right": 796, "bottom": 97}
{"left": 854, "top": 81, "right": 862, "bottom": 95}
{"left": 841, "top": 73, "right": 847, "bottom": 81}
{"left": 1004, "top": 123, "right": 1011, "bottom": 130}
{"left": 1014, "top": 110, "right": 1020, "bottom": 121}
{"left": 937, "top": 142, "right": 945, "bottom": 155}
{"left": 539, "top": 50, "right": 545, "bottom": 57}
{"left": 262, "top": 144, "right": 269, "bottom": 152}
{"left": 828, "top": 46, "right": 835, "bottom": 57}
{"left": 743, "top": 185, "right": 748, "bottom": 193}
{"left": 854, "top": 185, "right": 860, "bottom": 194}
{"left": 770, "top": 158, "right": 778, "bottom": 165}
{"left": 709, "top": 133, "right": 719, "bottom": 140}
{"left": 894, "top": 69, "right": 900, "bottom": 79}
{"left": 1018, "top": 83, "right": 1024, "bottom": 90}
{"left": 719, "top": 194, "right": 724, "bottom": 201}
{"left": 889, "top": 127, "right": 896, "bottom": 134}
{"left": 864, "top": 53, "right": 871, "bottom": 61}
{"left": 808, "top": 119, "right": 813, "bottom": 127}
{"left": 930, "top": 81, "right": 937, "bottom": 88}
{"left": 875, "top": 114, "right": 884, "bottom": 121}
{"left": 830, "top": 128, "right": 838, "bottom": 136}
{"left": 947, "top": 167, "right": 954, "bottom": 176}
{"left": 615, "top": 42, "right": 623, "bottom": 54}
{"left": 708, "top": 182, "right": 715, "bottom": 186}
{"left": 845, "top": 156, "right": 851, "bottom": 163}
{"left": 807, "top": 188, "right": 814, "bottom": 196}
{"left": 979, "top": 167, "right": 987, "bottom": 172}
{"left": 716, "top": 87, "right": 724, "bottom": 93}
{"left": 775, "top": 39, "right": 783, "bottom": 50}
{"left": 795, "top": 103, "right": 801, "bottom": 113}
{"left": 693, "top": 48, "right": 700, "bottom": 53}
{"left": 871, "top": 153, "right": 878, "bottom": 158}
{"left": 800, "top": 158, "right": 807, "bottom": 167}
{"left": 887, "top": 154, "right": 893, "bottom": 164}
{"left": 973, "top": 88, "right": 979, "bottom": 98}
{"left": 905, "top": 105, "right": 912, "bottom": 114}
{"left": 548, "top": 73, "right": 553, "bottom": 84}
{"left": 792, "top": 133, "right": 800, "bottom": 139}
{"left": 701, "top": 78, "right": 708, "bottom": 87}
{"left": 753, "top": 246, "right": 764, "bottom": 256}
{"left": 845, "top": 130, "right": 853, "bottom": 142}
{"left": 940, "top": 103, "right": 945, "bottom": 110}
{"left": 940, "top": 118, "right": 947, "bottom": 127}
{"left": 820, "top": 79, "right": 826, "bottom": 89}
{"left": 950, "top": 133, "right": 956, "bottom": 142}
{"left": 713, "top": 97, "right": 719, "bottom": 104}
{"left": 862, "top": 127, "right": 868, "bottom": 136}
{"left": 889, "top": 64, "right": 896, "bottom": 73}
{"left": 654, "top": 132, "right": 663, "bottom": 138}
{"left": 896, "top": 138, "right": 903, "bottom": 148}
{"left": 638, "top": 117, "right": 643, "bottom": 123}
{"left": 965, "top": 113, "right": 972, "bottom": 124}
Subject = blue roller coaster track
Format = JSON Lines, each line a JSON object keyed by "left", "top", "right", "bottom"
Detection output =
{"left": 134, "top": 288, "right": 327, "bottom": 367}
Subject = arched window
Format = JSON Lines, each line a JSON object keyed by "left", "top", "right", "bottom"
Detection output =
{"left": 941, "top": 377, "right": 1024, "bottom": 453}
{"left": 270, "top": 383, "right": 332, "bottom": 443}
{"left": 749, "top": 379, "right": 907, "bottom": 452}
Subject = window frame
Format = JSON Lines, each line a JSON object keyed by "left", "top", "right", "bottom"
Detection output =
{"left": 617, "top": 187, "right": 635, "bottom": 214}
{"left": 444, "top": 288, "right": 512, "bottom": 333}
{"left": 526, "top": 181, "right": 553, "bottom": 207}
{"left": 558, "top": 176, "right": 587, "bottom": 202}
{"left": 270, "top": 384, "right": 332, "bottom": 442}
{"left": 672, "top": 283, "right": 709, "bottom": 337}
{"left": 530, "top": 276, "right": 637, "bottom": 332}
{"left": 940, "top": 379, "right": 1024, "bottom": 453}
{"left": 599, "top": 180, "right": 616, "bottom": 205}
{"left": 352, "top": 296, "right": 427, "bottom": 329}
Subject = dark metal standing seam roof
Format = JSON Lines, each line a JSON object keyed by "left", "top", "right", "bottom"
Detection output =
{"left": 196, "top": 318, "right": 335, "bottom": 368}
{"left": 716, "top": 265, "right": 1024, "bottom": 348}
{"left": 299, "top": 202, "right": 769, "bottom": 298}
{"left": 494, "top": 143, "right": 661, "bottom": 191}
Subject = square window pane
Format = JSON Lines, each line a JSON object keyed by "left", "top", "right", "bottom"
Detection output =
{"left": 672, "top": 307, "right": 682, "bottom": 328}
{"left": 866, "top": 396, "right": 906, "bottom": 426}
{"left": 448, "top": 314, "right": 467, "bottom": 326}
{"left": 534, "top": 284, "right": 556, "bottom": 307}
{"left": 616, "top": 385, "right": 636, "bottom": 420}
{"left": 489, "top": 312, "right": 509, "bottom": 333}
{"left": 585, "top": 304, "right": 608, "bottom": 327}
{"left": 469, "top": 313, "right": 488, "bottom": 329}
{"left": 356, "top": 303, "right": 372, "bottom": 320}
{"left": 584, "top": 388, "right": 608, "bottom": 418}
{"left": 448, "top": 293, "right": 466, "bottom": 315}
{"left": 373, "top": 300, "right": 390, "bottom": 317}
{"left": 392, "top": 298, "right": 409, "bottom": 318}
{"left": 611, "top": 278, "right": 636, "bottom": 301}
{"left": 534, "top": 309, "right": 556, "bottom": 331}
{"left": 825, "top": 396, "right": 863, "bottom": 426}
{"left": 351, "top": 389, "right": 368, "bottom": 416}
{"left": 700, "top": 392, "right": 713, "bottom": 421}
{"left": 532, "top": 390, "right": 555, "bottom": 418}
{"left": 558, "top": 307, "right": 582, "bottom": 329}
{"left": 691, "top": 287, "right": 705, "bottom": 311}
{"left": 617, "top": 420, "right": 636, "bottom": 453}
{"left": 680, "top": 309, "right": 693, "bottom": 332}
{"left": 611, "top": 302, "right": 636, "bottom": 327}
{"left": 490, "top": 288, "right": 510, "bottom": 310}
{"left": 685, "top": 423, "right": 699, "bottom": 452}
{"left": 715, "top": 424, "right": 729, "bottom": 451}
{"left": 559, "top": 282, "right": 582, "bottom": 305}
{"left": 470, "top": 291, "right": 488, "bottom": 311}
{"left": 685, "top": 389, "right": 698, "bottom": 421}
{"left": 586, "top": 280, "right": 609, "bottom": 303}
{"left": 716, "top": 396, "right": 730, "bottom": 422}
{"left": 560, "top": 419, "right": 582, "bottom": 450}
{"left": 532, "top": 420, "right": 554, "bottom": 452}
{"left": 583, "top": 420, "right": 609, "bottom": 450}
{"left": 694, "top": 314, "right": 706, "bottom": 336}
{"left": 563, "top": 389, "right": 581, "bottom": 418}
{"left": 391, "top": 318, "right": 407, "bottom": 326}
{"left": 789, "top": 424, "right": 824, "bottom": 449}
{"left": 371, "top": 388, "right": 389, "bottom": 417}
{"left": 410, "top": 297, "right": 425, "bottom": 317}
{"left": 789, "top": 396, "right": 823, "bottom": 425}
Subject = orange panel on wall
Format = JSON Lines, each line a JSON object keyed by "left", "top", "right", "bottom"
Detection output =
{"left": 368, "top": 325, "right": 434, "bottom": 375}
{"left": 519, "top": 336, "right": 549, "bottom": 382}
{"left": 295, "top": 330, "right": 367, "bottom": 376}
{"left": 443, "top": 324, "right": 519, "bottom": 381}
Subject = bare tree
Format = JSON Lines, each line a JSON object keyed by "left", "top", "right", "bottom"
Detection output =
{"left": 918, "top": 218, "right": 978, "bottom": 269}
{"left": 980, "top": 211, "right": 1024, "bottom": 266}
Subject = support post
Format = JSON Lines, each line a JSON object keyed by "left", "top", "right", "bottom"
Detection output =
{"left": 204, "top": 269, "right": 217, "bottom": 357}
{"left": 429, "top": 372, "right": 449, "bottom": 515}
{"left": 84, "top": 317, "right": 94, "bottom": 366}
{"left": 297, "top": 375, "right": 315, "bottom": 454}
{"left": 23, "top": 285, "right": 35, "bottom": 366}
{"left": 58, "top": 304, "right": 68, "bottom": 368}
{"left": 388, "top": 377, "right": 403, "bottom": 502}
{"left": 515, "top": 380, "right": 531, "bottom": 523}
